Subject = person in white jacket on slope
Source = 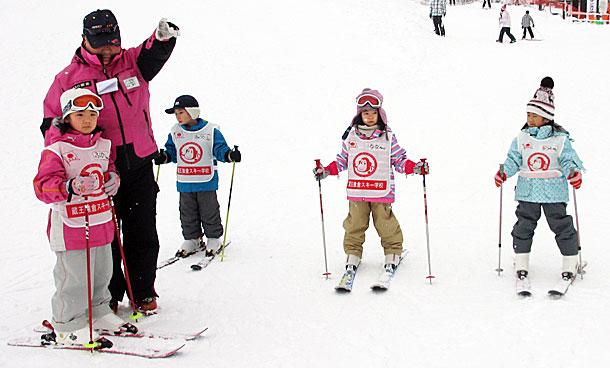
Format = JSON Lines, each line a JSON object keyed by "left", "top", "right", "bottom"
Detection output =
{"left": 497, "top": 4, "right": 516, "bottom": 43}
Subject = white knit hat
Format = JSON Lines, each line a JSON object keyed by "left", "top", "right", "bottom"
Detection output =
{"left": 526, "top": 77, "right": 555, "bottom": 120}
{"left": 60, "top": 88, "right": 103, "bottom": 119}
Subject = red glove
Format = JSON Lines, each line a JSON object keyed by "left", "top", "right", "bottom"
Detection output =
{"left": 494, "top": 171, "right": 507, "bottom": 187}
{"left": 325, "top": 162, "right": 339, "bottom": 176}
{"left": 405, "top": 160, "right": 429, "bottom": 175}
{"left": 568, "top": 171, "right": 582, "bottom": 189}
{"left": 414, "top": 161, "right": 429, "bottom": 175}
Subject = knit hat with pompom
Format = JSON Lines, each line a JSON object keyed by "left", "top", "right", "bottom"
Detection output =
{"left": 526, "top": 77, "right": 555, "bottom": 121}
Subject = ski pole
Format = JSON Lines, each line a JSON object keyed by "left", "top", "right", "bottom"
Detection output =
{"left": 155, "top": 164, "right": 161, "bottom": 183}
{"left": 496, "top": 164, "right": 505, "bottom": 276}
{"left": 83, "top": 202, "right": 99, "bottom": 350}
{"left": 419, "top": 158, "right": 435, "bottom": 284}
{"left": 108, "top": 195, "right": 142, "bottom": 321}
{"left": 570, "top": 167, "right": 585, "bottom": 279}
{"left": 220, "top": 146, "right": 238, "bottom": 261}
{"left": 314, "top": 159, "right": 331, "bottom": 279}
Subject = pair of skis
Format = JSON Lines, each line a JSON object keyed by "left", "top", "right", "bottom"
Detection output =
{"left": 516, "top": 261, "right": 588, "bottom": 298}
{"left": 157, "top": 241, "right": 230, "bottom": 270}
{"left": 335, "top": 250, "right": 408, "bottom": 292}
{"left": 8, "top": 319, "right": 208, "bottom": 359}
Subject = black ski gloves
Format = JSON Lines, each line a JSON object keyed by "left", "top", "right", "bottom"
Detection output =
{"left": 225, "top": 147, "right": 241, "bottom": 163}
{"left": 154, "top": 149, "right": 171, "bottom": 165}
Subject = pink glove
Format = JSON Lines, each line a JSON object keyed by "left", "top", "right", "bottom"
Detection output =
{"left": 104, "top": 172, "right": 120, "bottom": 196}
{"left": 494, "top": 171, "right": 507, "bottom": 187}
{"left": 568, "top": 171, "right": 582, "bottom": 189}
{"left": 67, "top": 176, "right": 100, "bottom": 196}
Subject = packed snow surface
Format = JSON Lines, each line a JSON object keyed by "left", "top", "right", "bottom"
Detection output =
{"left": 1, "top": 1, "right": 609, "bottom": 367}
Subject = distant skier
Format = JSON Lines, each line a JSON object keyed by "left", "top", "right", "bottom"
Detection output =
{"left": 494, "top": 77, "right": 585, "bottom": 295}
{"left": 430, "top": 0, "right": 447, "bottom": 36}
{"left": 482, "top": 0, "right": 491, "bottom": 9}
{"left": 497, "top": 4, "right": 516, "bottom": 43}
{"left": 313, "top": 89, "right": 428, "bottom": 275}
{"left": 521, "top": 10, "right": 535, "bottom": 39}
{"left": 154, "top": 95, "right": 241, "bottom": 259}
{"left": 33, "top": 89, "right": 136, "bottom": 346}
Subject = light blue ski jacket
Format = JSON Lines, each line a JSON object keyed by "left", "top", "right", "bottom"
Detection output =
{"left": 503, "top": 125, "right": 585, "bottom": 203}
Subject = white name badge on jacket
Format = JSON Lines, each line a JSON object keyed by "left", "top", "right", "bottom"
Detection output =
{"left": 96, "top": 78, "right": 119, "bottom": 95}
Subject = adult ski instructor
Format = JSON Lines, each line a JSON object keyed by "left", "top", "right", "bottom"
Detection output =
{"left": 40, "top": 9, "right": 180, "bottom": 314}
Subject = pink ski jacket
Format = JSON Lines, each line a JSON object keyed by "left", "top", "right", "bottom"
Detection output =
{"left": 43, "top": 32, "right": 175, "bottom": 169}
{"left": 34, "top": 123, "right": 117, "bottom": 251}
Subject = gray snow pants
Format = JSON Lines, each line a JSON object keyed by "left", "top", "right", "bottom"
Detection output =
{"left": 179, "top": 191, "right": 223, "bottom": 240}
{"left": 52, "top": 244, "right": 114, "bottom": 332}
{"left": 511, "top": 201, "right": 579, "bottom": 256}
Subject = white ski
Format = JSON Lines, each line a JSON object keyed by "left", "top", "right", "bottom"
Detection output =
{"left": 191, "top": 241, "right": 231, "bottom": 271}
{"left": 335, "top": 267, "right": 358, "bottom": 292}
{"left": 516, "top": 278, "right": 532, "bottom": 297}
{"left": 370, "top": 250, "right": 408, "bottom": 291}
{"left": 515, "top": 270, "right": 532, "bottom": 297}
{"left": 8, "top": 333, "right": 185, "bottom": 359}
{"left": 548, "top": 261, "right": 587, "bottom": 298}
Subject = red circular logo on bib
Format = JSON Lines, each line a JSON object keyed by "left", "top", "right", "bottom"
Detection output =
{"left": 353, "top": 152, "right": 377, "bottom": 177}
{"left": 528, "top": 153, "right": 550, "bottom": 171}
{"left": 180, "top": 143, "right": 203, "bottom": 164}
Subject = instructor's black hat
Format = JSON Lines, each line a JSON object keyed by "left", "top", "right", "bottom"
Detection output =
{"left": 83, "top": 9, "right": 121, "bottom": 48}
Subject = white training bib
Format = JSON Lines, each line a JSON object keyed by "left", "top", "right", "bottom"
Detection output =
{"left": 46, "top": 138, "right": 112, "bottom": 228}
{"left": 171, "top": 122, "right": 218, "bottom": 183}
{"left": 517, "top": 131, "right": 566, "bottom": 179}
{"left": 346, "top": 129, "right": 392, "bottom": 198}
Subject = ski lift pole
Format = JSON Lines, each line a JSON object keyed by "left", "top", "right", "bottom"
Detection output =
{"left": 420, "top": 159, "right": 435, "bottom": 284}
{"left": 314, "top": 159, "right": 331, "bottom": 279}
{"left": 570, "top": 167, "right": 585, "bottom": 279}
{"left": 496, "top": 164, "right": 505, "bottom": 276}
{"left": 220, "top": 146, "right": 238, "bottom": 261}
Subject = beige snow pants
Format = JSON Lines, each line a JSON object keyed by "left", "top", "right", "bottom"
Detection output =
{"left": 342, "top": 200, "right": 403, "bottom": 258}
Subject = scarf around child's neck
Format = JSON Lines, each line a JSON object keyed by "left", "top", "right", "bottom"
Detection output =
{"left": 357, "top": 124, "right": 379, "bottom": 138}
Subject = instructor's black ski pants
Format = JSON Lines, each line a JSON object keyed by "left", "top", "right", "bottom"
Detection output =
{"left": 109, "top": 162, "right": 160, "bottom": 303}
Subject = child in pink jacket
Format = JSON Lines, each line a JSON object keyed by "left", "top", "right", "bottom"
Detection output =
{"left": 34, "top": 89, "right": 135, "bottom": 347}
